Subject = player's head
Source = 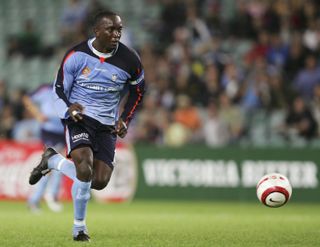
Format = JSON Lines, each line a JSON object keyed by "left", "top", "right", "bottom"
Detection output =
{"left": 93, "top": 11, "right": 122, "bottom": 51}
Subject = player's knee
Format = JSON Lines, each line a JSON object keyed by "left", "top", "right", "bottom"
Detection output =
{"left": 91, "top": 178, "right": 109, "bottom": 190}
{"left": 91, "top": 173, "right": 111, "bottom": 190}
{"left": 91, "top": 162, "right": 113, "bottom": 190}
{"left": 76, "top": 161, "right": 93, "bottom": 182}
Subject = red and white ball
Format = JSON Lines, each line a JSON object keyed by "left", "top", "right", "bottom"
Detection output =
{"left": 256, "top": 173, "right": 292, "bottom": 208}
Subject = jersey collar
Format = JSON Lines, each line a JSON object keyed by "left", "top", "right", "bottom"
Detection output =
{"left": 88, "top": 38, "right": 118, "bottom": 59}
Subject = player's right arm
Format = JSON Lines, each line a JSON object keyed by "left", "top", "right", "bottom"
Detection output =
{"left": 53, "top": 50, "right": 84, "bottom": 122}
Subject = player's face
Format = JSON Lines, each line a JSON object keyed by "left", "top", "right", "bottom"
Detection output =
{"left": 95, "top": 15, "right": 122, "bottom": 51}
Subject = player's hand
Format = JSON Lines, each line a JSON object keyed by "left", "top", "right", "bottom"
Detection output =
{"left": 115, "top": 118, "right": 128, "bottom": 138}
{"left": 68, "top": 103, "right": 84, "bottom": 122}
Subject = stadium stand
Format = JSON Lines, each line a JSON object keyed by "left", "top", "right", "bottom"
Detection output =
{"left": 1, "top": 0, "right": 320, "bottom": 148}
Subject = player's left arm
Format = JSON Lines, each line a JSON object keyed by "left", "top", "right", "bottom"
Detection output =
{"left": 117, "top": 67, "right": 146, "bottom": 138}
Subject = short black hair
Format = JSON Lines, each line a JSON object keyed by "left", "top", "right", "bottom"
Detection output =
{"left": 93, "top": 10, "right": 118, "bottom": 27}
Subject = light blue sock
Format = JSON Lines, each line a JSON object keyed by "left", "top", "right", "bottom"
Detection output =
{"left": 72, "top": 178, "right": 91, "bottom": 236}
{"left": 48, "top": 154, "right": 76, "bottom": 181}
{"left": 28, "top": 176, "right": 49, "bottom": 205}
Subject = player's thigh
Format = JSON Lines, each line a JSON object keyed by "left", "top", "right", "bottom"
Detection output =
{"left": 95, "top": 130, "right": 116, "bottom": 168}
{"left": 91, "top": 131, "right": 116, "bottom": 189}
{"left": 93, "top": 159, "right": 113, "bottom": 182}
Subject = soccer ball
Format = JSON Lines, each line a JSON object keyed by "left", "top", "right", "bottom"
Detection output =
{"left": 256, "top": 173, "right": 292, "bottom": 208}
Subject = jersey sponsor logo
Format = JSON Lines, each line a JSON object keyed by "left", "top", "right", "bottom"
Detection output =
{"left": 92, "top": 68, "right": 118, "bottom": 82}
{"left": 94, "top": 68, "right": 108, "bottom": 72}
{"left": 78, "top": 82, "right": 120, "bottom": 92}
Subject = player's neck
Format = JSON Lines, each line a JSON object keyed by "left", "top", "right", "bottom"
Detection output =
{"left": 92, "top": 39, "right": 114, "bottom": 54}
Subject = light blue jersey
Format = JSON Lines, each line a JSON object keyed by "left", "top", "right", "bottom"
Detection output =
{"left": 53, "top": 38, "right": 145, "bottom": 126}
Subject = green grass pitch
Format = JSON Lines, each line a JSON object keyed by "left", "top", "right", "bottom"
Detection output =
{"left": 0, "top": 200, "right": 319, "bottom": 246}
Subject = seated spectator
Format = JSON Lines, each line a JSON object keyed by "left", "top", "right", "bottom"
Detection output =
{"left": 133, "top": 93, "right": 168, "bottom": 144}
{"left": 283, "top": 34, "right": 307, "bottom": 82}
{"left": 0, "top": 104, "right": 16, "bottom": 139}
{"left": 202, "top": 100, "right": 229, "bottom": 147}
{"left": 167, "top": 94, "right": 202, "bottom": 145}
{"left": 219, "top": 93, "right": 244, "bottom": 143}
{"left": 267, "top": 73, "right": 291, "bottom": 110}
{"left": 285, "top": 96, "right": 318, "bottom": 140}
{"left": 293, "top": 54, "right": 320, "bottom": 100}
{"left": 202, "top": 63, "right": 221, "bottom": 105}
{"left": 245, "top": 31, "right": 270, "bottom": 65}
{"left": 302, "top": 19, "right": 320, "bottom": 52}
{"left": 220, "top": 62, "right": 243, "bottom": 102}
{"left": 266, "top": 32, "right": 289, "bottom": 68}
{"left": 173, "top": 94, "right": 202, "bottom": 131}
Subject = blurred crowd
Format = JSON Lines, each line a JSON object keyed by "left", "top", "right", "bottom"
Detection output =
{"left": 2, "top": 0, "right": 320, "bottom": 147}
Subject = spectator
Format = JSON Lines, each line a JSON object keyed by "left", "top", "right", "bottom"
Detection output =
{"left": 202, "top": 63, "right": 221, "bottom": 105}
{"left": 220, "top": 62, "right": 243, "bottom": 102}
{"left": 173, "top": 94, "right": 202, "bottom": 132}
{"left": 0, "top": 104, "right": 16, "bottom": 139}
{"left": 134, "top": 93, "right": 166, "bottom": 144}
{"left": 245, "top": 31, "right": 270, "bottom": 65}
{"left": 185, "top": 4, "right": 211, "bottom": 54}
{"left": 285, "top": 96, "right": 318, "bottom": 140}
{"left": 302, "top": 19, "right": 320, "bottom": 52}
{"left": 202, "top": 100, "right": 229, "bottom": 147}
{"left": 293, "top": 54, "right": 320, "bottom": 100}
{"left": 218, "top": 93, "right": 244, "bottom": 144}
{"left": 267, "top": 73, "right": 291, "bottom": 110}
{"left": 230, "top": 0, "right": 255, "bottom": 39}
{"left": 266, "top": 33, "right": 289, "bottom": 67}
{"left": 284, "top": 34, "right": 308, "bottom": 82}
{"left": 4, "top": 0, "right": 320, "bottom": 146}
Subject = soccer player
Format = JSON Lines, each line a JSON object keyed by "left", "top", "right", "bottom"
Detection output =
{"left": 24, "top": 84, "right": 65, "bottom": 213}
{"left": 28, "top": 11, "right": 145, "bottom": 242}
